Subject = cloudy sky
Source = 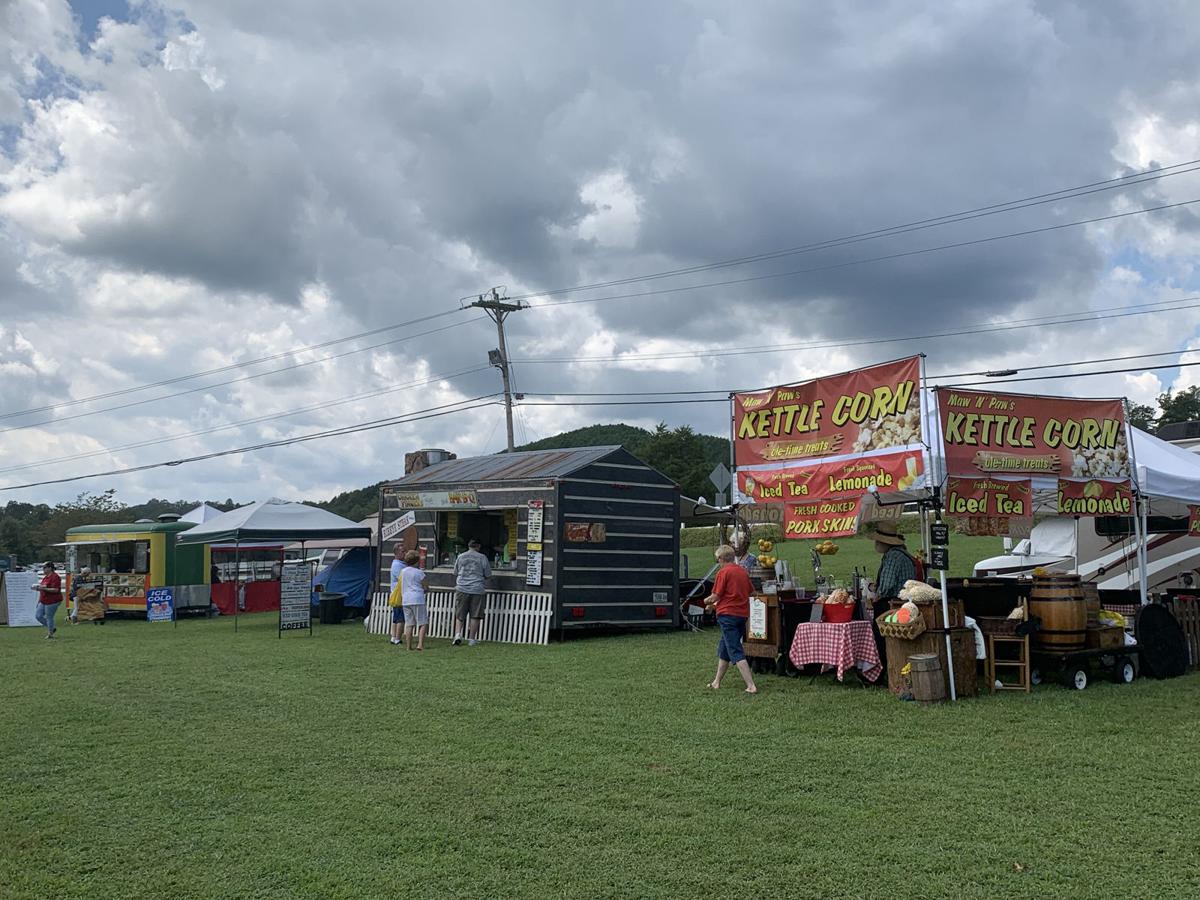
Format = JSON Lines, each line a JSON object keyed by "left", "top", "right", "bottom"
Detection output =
{"left": 2, "top": 0, "right": 1200, "bottom": 506}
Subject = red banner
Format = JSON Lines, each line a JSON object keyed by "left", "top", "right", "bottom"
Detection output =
{"left": 938, "top": 389, "right": 1129, "bottom": 479}
{"left": 737, "top": 451, "right": 923, "bottom": 503}
{"left": 945, "top": 476, "right": 1033, "bottom": 536}
{"left": 1056, "top": 479, "right": 1133, "bottom": 516}
{"left": 945, "top": 477, "right": 1033, "bottom": 517}
{"left": 1190, "top": 506, "right": 1200, "bottom": 537}
{"left": 783, "top": 497, "right": 863, "bottom": 539}
{"left": 733, "top": 357, "right": 921, "bottom": 466}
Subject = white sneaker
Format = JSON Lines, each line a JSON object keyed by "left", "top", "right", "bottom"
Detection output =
{"left": 452, "top": 635, "right": 462, "bottom": 646}
{"left": 389, "top": 638, "right": 401, "bottom": 645}
{"left": 468, "top": 638, "right": 479, "bottom": 646}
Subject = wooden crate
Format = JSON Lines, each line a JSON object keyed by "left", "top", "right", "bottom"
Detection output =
{"left": 1085, "top": 626, "right": 1124, "bottom": 650}
{"left": 885, "top": 627, "right": 977, "bottom": 698}
{"left": 744, "top": 594, "right": 781, "bottom": 659}
{"left": 889, "top": 596, "right": 964, "bottom": 631}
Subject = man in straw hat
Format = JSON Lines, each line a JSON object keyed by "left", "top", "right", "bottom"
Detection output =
{"left": 868, "top": 522, "right": 918, "bottom": 672}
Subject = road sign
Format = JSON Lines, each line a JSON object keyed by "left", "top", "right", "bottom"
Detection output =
{"left": 709, "top": 463, "right": 731, "bottom": 492}
{"left": 714, "top": 491, "right": 726, "bottom": 508}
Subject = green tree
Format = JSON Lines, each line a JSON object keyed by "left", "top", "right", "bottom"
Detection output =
{"left": 635, "top": 424, "right": 712, "bottom": 500}
{"left": 1156, "top": 386, "right": 1200, "bottom": 429}
{"left": 1128, "top": 403, "right": 1157, "bottom": 432}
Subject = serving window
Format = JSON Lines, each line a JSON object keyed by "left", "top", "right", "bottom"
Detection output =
{"left": 71, "top": 540, "right": 151, "bottom": 575}
{"left": 434, "top": 509, "right": 520, "bottom": 571}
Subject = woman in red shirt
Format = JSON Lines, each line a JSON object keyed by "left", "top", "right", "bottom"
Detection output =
{"left": 704, "top": 545, "right": 758, "bottom": 694}
{"left": 32, "top": 562, "right": 63, "bottom": 638}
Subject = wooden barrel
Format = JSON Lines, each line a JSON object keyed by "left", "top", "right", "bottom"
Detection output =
{"left": 1081, "top": 581, "right": 1102, "bottom": 629}
{"left": 1031, "top": 574, "right": 1087, "bottom": 651}
{"left": 909, "top": 653, "right": 946, "bottom": 703}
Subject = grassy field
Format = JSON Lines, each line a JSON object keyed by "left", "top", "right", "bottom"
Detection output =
{"left": 682, "top": 533, "right": 1005, "bottom": 586}
{"left": 3, "top": 614, "right": 1199, "bottom": 898}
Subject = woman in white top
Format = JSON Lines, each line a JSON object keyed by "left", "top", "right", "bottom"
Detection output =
{"left": 400, "top": 550, "right": 428, "bottom": 651}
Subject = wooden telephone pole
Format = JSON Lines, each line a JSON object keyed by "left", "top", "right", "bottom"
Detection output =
{"left": 469, "top": 288, "right": 526, "bottom": 451}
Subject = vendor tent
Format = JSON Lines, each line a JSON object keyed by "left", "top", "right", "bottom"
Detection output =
{"left": 313, "top": 546, "right": 373, "bottom": 610}
{"left": 181, "top": 503, "right": 226, "bottom": 524}
{"left": 177, "top": 499, "right": 372, "bottom": 546}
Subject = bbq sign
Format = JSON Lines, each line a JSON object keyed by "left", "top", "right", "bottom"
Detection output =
{"left": 937, "top": 389, "right": 1129, "bottom": 479}
{"left": 733, "top": 357, "right": 922, "bottom": 466}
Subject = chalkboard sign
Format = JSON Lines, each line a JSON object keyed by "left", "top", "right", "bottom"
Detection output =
{"left": 930, "top": 545, "right": 950, "bottom": 571}
{"left": 930, "top": 523, "right": 950, "bottom": 547}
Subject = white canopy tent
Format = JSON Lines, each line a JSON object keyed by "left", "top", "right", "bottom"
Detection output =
{"left": 181, "top": 503, "right": 226, "bottom": 524}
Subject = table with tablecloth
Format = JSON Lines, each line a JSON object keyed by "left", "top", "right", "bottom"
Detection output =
{"left": 788, "top": 620, "right": 883, "bottom": 682}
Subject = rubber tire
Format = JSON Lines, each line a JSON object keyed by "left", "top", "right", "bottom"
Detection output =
{"left": 1113, "top": 657, "right": 1135, "bottom": 685}
{"left": 1031, "top": 668, "right": 1042, "bottom": 686}
{"left": 1063, "top": 666, "right": 1088, "bottom": 690}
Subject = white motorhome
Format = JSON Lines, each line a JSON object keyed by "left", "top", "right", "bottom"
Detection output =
{"left": 973, "top": 515, "right": 1200, "bottom": 592}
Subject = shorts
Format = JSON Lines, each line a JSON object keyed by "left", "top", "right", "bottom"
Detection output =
{"left": 391, "top": 606, "right": 405, "bottom": 625}
{"left": 454, "top": 591, "right": 486, "bottom": 621}
{"left": 403, "top": 603, "right": 429, "bottom": 627}
{"left": 716, "top": 614, "right": 748, "bottom": 665}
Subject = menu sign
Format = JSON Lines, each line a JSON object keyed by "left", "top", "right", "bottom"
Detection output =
{"left": 738, "top": 451, "right": 922, "bottom": 503}
{"left": 279, "top": 562, "right": 311, "bottom": 632}
{"left": 733, "top": 357, "right": 922, "bottom": 466}
{"left": 938, "top": 389, "right": 1129, "bottom": 479}
{"left": 393, "top": 490, "right": 477, "bottom": 509}
{"left": 526, "top": 500, "right": 545, "bottom": 542}
{"left": 1057, "top": 479, "right": 1133, "bottom": 517}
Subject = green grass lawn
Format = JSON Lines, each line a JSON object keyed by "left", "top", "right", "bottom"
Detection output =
{"left": 3, "top": 615, "right": 1199, "bottom": 898}
{"left": 682, "top": 533, "right": 1005, "bottom": 586}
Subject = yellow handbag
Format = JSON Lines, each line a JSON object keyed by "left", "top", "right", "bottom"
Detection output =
{"left": 387, "top": 581, "right": 404, "bottom": 608}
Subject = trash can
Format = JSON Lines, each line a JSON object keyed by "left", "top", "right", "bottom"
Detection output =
{"left": 318, "top": 592, "right": 346, "bottom": 625}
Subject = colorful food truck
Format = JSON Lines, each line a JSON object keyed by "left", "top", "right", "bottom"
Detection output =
{"left": 63, "top": 517, "right": 211, "bottom": 615}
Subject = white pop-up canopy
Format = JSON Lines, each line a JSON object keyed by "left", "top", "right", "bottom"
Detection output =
{"left": 181, "top": 503, "right": 225, "bottom": 523}
{"left": 177, "top": 498, "right": 372, "bottom": 546}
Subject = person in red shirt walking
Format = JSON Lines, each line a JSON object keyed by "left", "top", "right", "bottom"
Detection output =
{"left": 704, "top": 545, "right": 758, "bottom": 694}
{"left": 32, "top": 562, "right": 63, "bottom": 639}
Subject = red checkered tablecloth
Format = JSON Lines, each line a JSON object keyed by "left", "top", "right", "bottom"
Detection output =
{"left": 789, "top": 621, "right": 882, "bottom": 682}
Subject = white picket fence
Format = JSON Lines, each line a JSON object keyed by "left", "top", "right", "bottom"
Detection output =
{"left": 365, "top": 589, "right": 554, "bottom": 646}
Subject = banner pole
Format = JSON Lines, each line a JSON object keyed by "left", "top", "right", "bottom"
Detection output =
{"left": 921, "top": 355, "right": 956, "bottom": 702}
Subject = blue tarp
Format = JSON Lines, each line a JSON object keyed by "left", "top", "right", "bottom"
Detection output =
{"left": 311, "top": 546, "right": 374, "bottom": 608}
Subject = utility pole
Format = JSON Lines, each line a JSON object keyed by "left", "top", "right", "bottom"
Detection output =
{"left": 469, "top": 287, "right": 526, "bottom": 452}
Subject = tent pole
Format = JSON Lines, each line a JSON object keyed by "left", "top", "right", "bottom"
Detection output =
{"left": 1123, "top": 401, "right": 1150, "bottom": 606}
{"left": 234, "top": 542, "right": 240, "bottom": 633}
{"left": 923, "top": 358, "right": 956, "bottom": 703}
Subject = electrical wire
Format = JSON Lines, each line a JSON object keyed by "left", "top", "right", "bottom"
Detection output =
{"left": 0, "top": 365, "right": 492, "bottom": 476}
{"left": 0, "top": 317, "right": 488, "bottom": 434}
{"left": 530, "top": 198, "right": 1200, "bottom": 309}
{"left": 507, "top": 159, "right": 1200, "bottom": 302}
{"left": 0, "top": 396, "right": 503, "bottom": 492}
{"left": 511, "top": 295, "right": 1200, "bottom": 365}
{"left": 0, "top": 307, "right": 474, "bottom": 421}
{"left": 945, "top": 358, "right": 1200, "bottom": 388}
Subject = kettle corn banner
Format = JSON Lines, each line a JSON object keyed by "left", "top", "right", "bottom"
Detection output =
{"left": 1189, "top": 506, "right": 1200, "bottom": 536}
{"left": 1056, "top": 479, "right": 1133, "bottom": 516}
{"left": 733, "top": 356, "right": 922, "bottom": 466}
{"left": 937, "top": 388, "right": 1129, "bottom": 479}
{"left": 737, "top": 451, "right": 923, "bottom": 504}
{"left": 945, "top": 476, "right": 1033, "bottom": 537}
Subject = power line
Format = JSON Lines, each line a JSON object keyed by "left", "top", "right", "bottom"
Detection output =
{"left": 512, "top": 295, "right": 1200, "bottom": 365}
{"left": 530, "top": 197, "right": 1200, "bottom": 309}
{"left": 930, "top": 347, "right": 1200, "bottom": 380}
{"left": 945, "top": 358, "right": 1200, "bottom": 388}
{"left": 0, "top": 396, "right": 502, "bottom": 493}
{"left": 0, "top": 365, "right": 492, "bottom": 476}
{"left": 0, "top": 317, "right": 487, "bottom": 435}
{"left": 0, "top": 307, "right": 473, "bottom": 421}
{"left": 508, "top": 159, "right": 1200, "bottom": 303}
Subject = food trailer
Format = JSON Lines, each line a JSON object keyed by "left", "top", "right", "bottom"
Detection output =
{"left": 63, "top": 517, "right": 210, "bottom": 616}
{"left": 378, "top": 445, "right": 681, "bottom": 639}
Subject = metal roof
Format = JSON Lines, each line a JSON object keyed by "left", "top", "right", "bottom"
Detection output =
{"left": 66, "top": 521, "right": 196, "bottom": 536}
{"left": 389, "top": 445, "right": 624, "bottom": 487}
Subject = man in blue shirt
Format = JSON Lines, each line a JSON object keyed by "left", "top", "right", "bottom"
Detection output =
{"left": 388, "top": 545, "right": 406, "bottom": 645}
